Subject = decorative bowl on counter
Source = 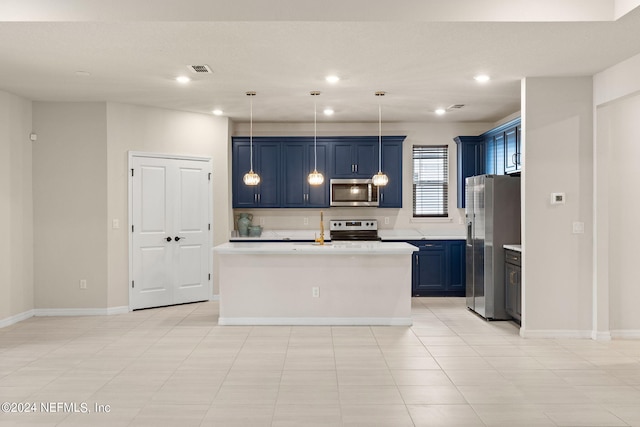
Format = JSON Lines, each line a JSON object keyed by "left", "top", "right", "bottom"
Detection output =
{"left": 248, "top": 226, "right": 263, "bottom": 237}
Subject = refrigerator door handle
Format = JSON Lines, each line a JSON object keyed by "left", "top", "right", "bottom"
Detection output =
{"left": 466, "top": 221, "right": 473, "bottom": 246}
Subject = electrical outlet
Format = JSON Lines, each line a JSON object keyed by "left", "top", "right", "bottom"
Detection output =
{"left": 112, "top": 219, "right": 120, "bottom": 229}
{"left": 312, "top": 286, "right": 320, "bottom": 298}
{"left": 260, "top": 217, "right": 265, "bottom": 226}
{"left": 572, "top": 222, "right": 585, "bottom": 234}
{"left": 79, "top": 279, "right": 87, "bottom": 289}
{"left": 384, "top": 217, "right": 389, "bottom": 225}
{"left": 304, "top": 217, "right": 309, "bottom": 226}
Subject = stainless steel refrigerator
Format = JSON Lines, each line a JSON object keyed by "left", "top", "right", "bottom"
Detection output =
{"left": 465, "top": 174, "right": 521, "bottom": 320}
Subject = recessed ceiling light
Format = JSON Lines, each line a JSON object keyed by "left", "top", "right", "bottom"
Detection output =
{"left": 325, "top": 75, "right": 340, "bottom": 84}
{"left": 435, "top": 108, "right": 446, "bottom": 115}
{"left": 75, "top": 70, "right": 91, "bottom": 77}
{"left": 212, "top": 109, "right": 223, "bottom": 116}
{"left": 176, "top": 76, "right": 191, "bottom": 84}
{"left": 474, "top": 74, "right": 490, "bottom": 83}
{"left": 323, "top": 108, "right": 334, "bottom": 116}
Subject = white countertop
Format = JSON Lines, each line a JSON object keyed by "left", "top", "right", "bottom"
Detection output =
{"left": 503, "top": 244, "right": 522, "bottom": 252}
{"left": 378, "top": 230, "right": 465, "bottom": 240}
{"left": 215, "top": 241, "right": 418, "bottom": 255}
{"left": 230, "top": 229, "right": 465, "bottom": 241}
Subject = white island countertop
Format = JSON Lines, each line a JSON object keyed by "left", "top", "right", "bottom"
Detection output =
{"left": 214, "top": 241, "right": 417, "bottom": 255}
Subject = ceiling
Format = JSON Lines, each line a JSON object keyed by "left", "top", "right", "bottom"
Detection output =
{"left": 1, "top": 1, "right": 640, "bottom": 123}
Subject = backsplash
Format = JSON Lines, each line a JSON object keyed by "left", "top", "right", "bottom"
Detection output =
{"left": 232, "top": 207, "right": 466, "bottom": 235}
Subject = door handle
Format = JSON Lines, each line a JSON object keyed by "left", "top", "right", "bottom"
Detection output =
{"left": 165, "top": 237, "right": 172, "bottom": 242}
{"left": 174, "top": 236, "right": 186, "bottom": 241}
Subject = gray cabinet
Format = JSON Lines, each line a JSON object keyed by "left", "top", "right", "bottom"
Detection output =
{"left": 504, "top": 249, "right": 521, "bottom": 322}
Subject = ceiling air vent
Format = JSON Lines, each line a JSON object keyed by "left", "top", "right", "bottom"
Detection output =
{"left": 188, "top": 64, "right": 213, "bottom": 74}
{"left": 447, "top": 104, "right": 465, "bottom": 110}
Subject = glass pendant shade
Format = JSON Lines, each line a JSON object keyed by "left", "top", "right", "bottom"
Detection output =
{"left": 243, "top": 170, "right": 260, "bottom": 186}
{"left": 244, "top": 91, "right": 260, "bottom": 186}
{"left": 307, "top": 91, "right": 324, "bottom": 186}
{"left": 372, "top": 171, "right": 389, "bottom": 186}
{"left": 307, "top": 169, "right": 324, "bottom": 185}
{"left": 373, "top": 91, "right": 388, "bottom": 187}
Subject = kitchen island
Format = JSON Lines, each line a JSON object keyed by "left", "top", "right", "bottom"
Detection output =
{"left": 214, "top": 241, "right": 417, "bottom": 326}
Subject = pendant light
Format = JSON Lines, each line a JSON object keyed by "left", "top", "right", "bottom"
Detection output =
{"left": 307, "top": 91, "right": 324, "bottom": 186}
{"left": 243, "top": 91, "right": 260, "bottom": 186}
{"left": 372, "top": 91, "right": 389, "bottom": 186}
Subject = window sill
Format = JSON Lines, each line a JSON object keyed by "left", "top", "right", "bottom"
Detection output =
{"left": 410, "top": 217, "right": 453, "bottom": 223}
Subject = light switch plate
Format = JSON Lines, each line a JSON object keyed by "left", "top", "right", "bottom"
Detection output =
{"left": 572, "top": 222, "right": 585, "bottom": 234}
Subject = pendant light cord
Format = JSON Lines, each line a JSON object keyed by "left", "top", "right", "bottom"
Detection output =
{"left": 378, "top": 103, "right": 382, "bottom": 172}
{"left": 314, "top": 96, "right": 318, "bottom": 171}
{"left": 249, "top": 94, "right": 254, "bottom": 171}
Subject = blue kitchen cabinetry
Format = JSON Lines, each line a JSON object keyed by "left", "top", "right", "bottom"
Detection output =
{"left": 485, "top": 118, "right": 521, "bottom": 176}
{"left": 281, "top": 139, "right": 330, "bottom": 208}
{"left": 504, "top": 249, "right": 522, "bottom": 322}
{"left": 454, "top": 117, "right": 521, "bottom": 209}
{"left": 232, "top": 138, "right": 281, "bottom": 208}
{"left": 504, "top": 125, "right": 521, "bottom": 174}
{"left": 378, "top": 137, "right": 404, "bottom": 208}
{"left": 232, "top": 136, "right": 404, "bottom": 208}
{"left": 331, "top": 139, "right": 378, "bottom": 178}
{"left": 454, "top": 136, "right": 485, "bottom": 209}
{"left": 407, "top": 240, "right": 466, "bottom": 297}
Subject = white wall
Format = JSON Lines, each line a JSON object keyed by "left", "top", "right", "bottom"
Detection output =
{"left": 594, "top": 51, "right": 640, "bottom": 337}
{"left": 0, "top": 90, "right": 33, "bottom": 325}
{"left": 32, "top": 102, "right": 109, "bottom": 310}
{"left": 521, "top": 77, "right": 594, "bottom": 337}
{"left": 231, "top": 121, "right": 493, "bottom": 236}
{"left": 106, "top": 103, "right": 230, "bottom": 304}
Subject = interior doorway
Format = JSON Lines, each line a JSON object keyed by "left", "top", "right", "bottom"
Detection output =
{"left": 128, "top": 152, "right": 212, "bottom": 310}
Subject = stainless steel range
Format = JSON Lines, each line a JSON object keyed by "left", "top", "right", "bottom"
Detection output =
{"left": 329, "top": 219, "right": 380, "bottom": 241}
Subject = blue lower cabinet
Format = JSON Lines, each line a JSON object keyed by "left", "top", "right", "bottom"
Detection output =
{"left": 408, "top": 240, "right": 466, "bottom": 297}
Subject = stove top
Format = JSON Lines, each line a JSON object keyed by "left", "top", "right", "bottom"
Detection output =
{"left": 329, "top": 219, "right": 379, "bottom": 241}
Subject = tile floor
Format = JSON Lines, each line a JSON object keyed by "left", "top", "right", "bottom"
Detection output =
{"left": 1, "top": 297, "right": 640, "bottom": 426}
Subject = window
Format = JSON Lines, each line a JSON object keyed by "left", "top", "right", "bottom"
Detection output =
{"left": 413, "top": 145, "right": 448, "bottom": 217}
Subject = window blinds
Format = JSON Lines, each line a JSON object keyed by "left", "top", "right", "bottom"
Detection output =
{"left": 413, "top": 145, "right": 449, "bottom": 217}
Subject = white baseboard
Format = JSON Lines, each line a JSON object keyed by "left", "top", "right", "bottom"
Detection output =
{"left": 0, "top": 309, "right": 35, "bottom": 329}
{"left": 34, "top": 306, "right": 129, "bottom": 317}
{"left": 611, "top": 330, "right": 640, "bottom": 339}
{"left": 519, "top": 328, "right": 593, "bottom": 339}
{"left": 218, "top": 317, "right": 413, "bottom": 326}
{"left": 592, "top": 330, "right": 612, "bottom": 341}
{"left": 210, "top": 294, "right": 220, "bottom": 301}
{"left": 106, "top": 306, "right": 130, "bottom": 315}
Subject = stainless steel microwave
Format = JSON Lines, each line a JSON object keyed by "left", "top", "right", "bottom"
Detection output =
{"left": 330, "top": 179, "right": 379, "bottom": 207}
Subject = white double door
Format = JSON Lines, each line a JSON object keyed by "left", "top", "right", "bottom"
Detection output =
{"left": 130, "top": 154, "right": 212, "bottom": 310}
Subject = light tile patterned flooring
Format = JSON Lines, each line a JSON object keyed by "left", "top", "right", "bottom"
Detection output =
{"left": 1, "top": 297, "right": 640, "bottom": 426}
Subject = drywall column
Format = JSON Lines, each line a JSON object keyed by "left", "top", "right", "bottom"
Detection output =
{"left": 0, "top": 91, "right": 34, "bottom": 325}
{"left": 594, "top": 52, "right": 640, "bottom": 338}
{"left": 521, "top": 77, "right": 594, "bottom": 338}
{"left": 32, "top": 102, "right": 109, "bottom": 311}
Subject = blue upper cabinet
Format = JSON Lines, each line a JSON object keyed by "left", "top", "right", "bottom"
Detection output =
{"left": 454, "top": 117, "right": 521, "bottom": 209}
{"left": 504, "top": 126, "right": 521, "bottom": 174}
{"left": 281, "top": 139, "right": 329, "bottom": 208}
{"left": 454, "top": 136, "right": 484, "bottom": 209}
{"left": 232, "top": 138, "right": 281, "bottom": 208}
{"left": 331, "top": 139, "right": 378, "bottom": 178}
{"left": 232, "top": 136, "right": 404, "bottom": 209}
{"left": 378, "top": 137, "right": 405, "bottom": 208}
